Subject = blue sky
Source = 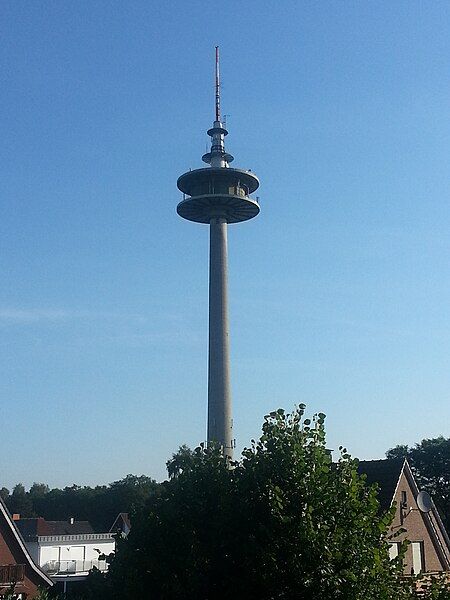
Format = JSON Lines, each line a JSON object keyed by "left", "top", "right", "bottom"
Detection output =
{"left": 1, "top": 1, "right": 449, "bottom": 489}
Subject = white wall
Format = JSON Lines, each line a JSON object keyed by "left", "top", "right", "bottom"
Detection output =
{"left": 40, "top": 545, "right": 59, "bottom": 566}
{"left": 84, "top": 541, "right": 115, "bottom": 561}
{"left": 37, "top": 539, "right": 115, "bottom": 572}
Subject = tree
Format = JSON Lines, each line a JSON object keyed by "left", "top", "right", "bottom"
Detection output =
{"left": 8, "top": 484, "right": 33, "bottom": 517}
{"left": 418, "top": 575, "right": 450, "bottom": 600}
{"left": 0, "top": 487, "right": 9, "bottom": 501}
{"left": 103, "top": 407, "right": 414, "bottom": 600}
{"left": 166, "top": 444, "right": 195, "bottom": 478}
{"left": 387, "top": 437, "right": 450, "bottom": 528}
{"left": 3, "top": 477, "right": 160, "bottom": 533}
{"left": 386, "top": 445, "right": 409, "bottom": 461}
{"left": 29, "top": 483, "right": 50, "bottom": 498}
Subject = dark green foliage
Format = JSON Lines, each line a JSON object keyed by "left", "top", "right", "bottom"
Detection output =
{"left": 29, "top": 483, "right": 50, "bottom": 498}
{"left": 9, "top": 484, "right": 33, "bottom": 516}
{"left": 34, "top": 588, "right": 55, "bottom": 600}
{"left": 103, "top": 407, "right": 413, "bottom": 600}
{"left": 418, "top": 575, "right": 450, "bottom": 599}
{"left": 166, "top": 444, "right": 196, "bottom": 479}
{"left": 386, "top": 445, "right": 409, "bottom": 461}
{"left": 4, "top": 475, "right": 159, "bottom": 532}
{"left": 387, "top": 437, "right": 450, "bottom": 529}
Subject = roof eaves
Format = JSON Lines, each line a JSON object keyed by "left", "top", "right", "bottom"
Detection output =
{"left": 389, "top": 458, "right": 408, "bottom": 509}
{"left": 0, "top": 498, "right": 53, "bottom": 587}
{"left": 403, "top": 459, "right": 450, "bottom": 568}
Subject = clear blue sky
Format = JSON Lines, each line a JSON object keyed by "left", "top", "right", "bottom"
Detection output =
{"left": 1, "top": 1, "right": 449, "bottom": 489}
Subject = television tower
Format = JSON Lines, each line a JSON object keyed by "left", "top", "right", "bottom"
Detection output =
{"left": 177, "top": 47, "right": 260, "bottom": 458}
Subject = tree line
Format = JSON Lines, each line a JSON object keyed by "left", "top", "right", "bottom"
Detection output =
{"left": 0, "top": 474, "right": 159, "bottom": 532}
{"left": 1, "top": 436, "right": 448, "bottom": 533}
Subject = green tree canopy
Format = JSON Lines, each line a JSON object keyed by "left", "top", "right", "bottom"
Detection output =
{"left": 9, "top": 483, "right": 33, "bottom": 516}
{"left": 104, "top": 407, "right": 413, "bottom": 600}
{"left": 3, "top": 476, "right": 159, "bottom": 532}
{"left": 28, "top": 483, "right": 50, "bottom": 501}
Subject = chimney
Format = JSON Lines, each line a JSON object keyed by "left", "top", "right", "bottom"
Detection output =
{"left": 12, "top": 514, "right": 20, "bottom": 521}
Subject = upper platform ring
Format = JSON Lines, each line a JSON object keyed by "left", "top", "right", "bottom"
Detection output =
{"left": 177, "top": 167, "right": 259, "bottom": 196}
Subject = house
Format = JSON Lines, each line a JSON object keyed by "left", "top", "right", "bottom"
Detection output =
{"left": 358, "top": 458, "right": 450, "bottom": 575}
{"left": 109, "top": 513, "right": 131, "bottom": 536}
{"left": 0, "top": 497, "right": 52, "bottom": 599}
{"left": 15, "top": 517, "right": 115, "bottom": 594}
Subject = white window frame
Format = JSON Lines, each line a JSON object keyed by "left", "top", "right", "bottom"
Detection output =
{"left": 389, "top": 542, "right": 400, "bottom": 560}
{"left": 411, "top": 541, "right": 424, "bottom": 574}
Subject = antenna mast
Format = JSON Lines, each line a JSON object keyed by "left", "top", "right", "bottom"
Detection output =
{"left": 215, "top": 46, "right": 220, "bottom": 121}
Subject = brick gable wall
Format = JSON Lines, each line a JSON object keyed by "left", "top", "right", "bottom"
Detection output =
{"left": 389, "top": 468, "right": 449, "bottom": 574}
{"left": 0, "top": 510, "right": 49, "bottom": 598}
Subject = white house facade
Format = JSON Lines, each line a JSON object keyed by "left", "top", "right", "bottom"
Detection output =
{"left": 26, "top": 532, "right": 115, "bottom": 582}
{"left": 15, "top": 518, "right": 115, "bottom": 591}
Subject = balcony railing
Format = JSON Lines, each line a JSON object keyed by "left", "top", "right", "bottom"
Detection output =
{"left": 42, "top": 559, "right": 108, "bottom": 576}
{"left": 37, "top": 533, "right": 115, "bottom": 543}
{"left": 0, "top": 564, "right": 25, "bottom": 585}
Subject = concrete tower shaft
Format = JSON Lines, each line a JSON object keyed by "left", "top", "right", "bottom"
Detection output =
{"left": 208, "top": 216, "right": 231, "bottom": 449}
{"left": 176, "top": 48, "right": 260, "bottom": 458}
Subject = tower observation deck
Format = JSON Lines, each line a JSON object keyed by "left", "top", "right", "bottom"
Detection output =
{"left": 176, "top": 47, "right": 260, "bottom": 459}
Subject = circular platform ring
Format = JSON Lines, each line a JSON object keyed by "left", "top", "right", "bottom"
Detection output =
{"left": 177, "top": 194, "right": 260, "bottom": 224}
{"left": 177, "top": 167, "right": 260, "bottom": 196}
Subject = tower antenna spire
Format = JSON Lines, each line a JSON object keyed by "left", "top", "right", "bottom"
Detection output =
{"left": 215, "top": 46, "right": 220, "bottom": 121}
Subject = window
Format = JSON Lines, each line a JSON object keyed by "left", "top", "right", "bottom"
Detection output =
{"left": 400, "top": 490, "right": 408, "bottom": 525}
{"left": 411, "top": 542, "right": 424, "bottom": 574}
{"left": 389, "top": 543, "right": 399, "bottom": 560}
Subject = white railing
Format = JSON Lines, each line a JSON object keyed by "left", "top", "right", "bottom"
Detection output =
{"left": 43, "top": 559, "right": 108, "bottom": 575}
{"left": 38, "top": 533, "right": 115, "bottom": 543}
